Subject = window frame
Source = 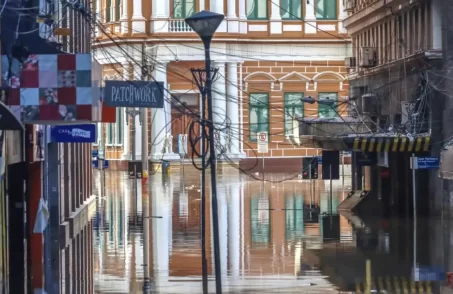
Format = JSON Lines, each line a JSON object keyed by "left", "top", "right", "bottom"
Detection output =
{"left": 172, "top": 0, "right": 196, "bottom": 19}
{"left": 106, "top": 123, "right": 114, "bottom": 145}
{"left": 246, "top": 0, "right": 268, "bottom": 20}
{"left": 115, "top": 107, "right": 123, "bottom": 145}
{"left": 115, "top": 0, "right": 121, "bottom": 21}
{"left": 315, "top": 0, "right": 337, "bottom": 20}
{"left": 318, "top": 92, "right": 339, "bottom": 118}
{"left": 281, "top": 0, "right": 303, "bottom": 20}
{"left": 105, "top": 0, "right": 112, "bottom": 22}
{"left": 284, "top": 92, "right": 304, "bottom": 136}
{"left": 248, "top": 93, "right": 270, "bottom": 142}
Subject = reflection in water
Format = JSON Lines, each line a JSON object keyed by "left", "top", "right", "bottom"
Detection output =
{"left": 92, "top": 168, "right": 441, "bottom": 294}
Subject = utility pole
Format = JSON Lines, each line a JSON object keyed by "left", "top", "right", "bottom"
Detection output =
{"left": 141, "top": 42, "right": 149, "bottom": 174}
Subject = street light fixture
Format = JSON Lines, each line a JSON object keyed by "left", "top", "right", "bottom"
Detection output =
{"left": 185, "top": 10, "right": 224, "bottom": 294}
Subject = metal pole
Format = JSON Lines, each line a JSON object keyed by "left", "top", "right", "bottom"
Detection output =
{"left": 141, "top": 42, "right": 149, "bottom": 174}
{"left": 203, "top": 37, "right": 222, "bottom": 294}
{"left": 200, "top": 79, "right": 208, "bottom": 294}
{"left": 365, "top": 259, "right": 371, "bottom": 294}
{"left": 330, "top": 165, "right": 333, "bottom": 214}
{"left": 412, "top": 153, "right": 417, "bottom": 274}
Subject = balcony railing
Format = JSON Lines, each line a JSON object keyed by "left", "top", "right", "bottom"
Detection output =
{"left": 169, "top": 19, "right": 193, "bottom": 33}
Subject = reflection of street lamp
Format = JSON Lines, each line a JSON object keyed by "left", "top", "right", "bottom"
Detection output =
{"left": 185, "top": 11, "right": 224, "bottom": 294}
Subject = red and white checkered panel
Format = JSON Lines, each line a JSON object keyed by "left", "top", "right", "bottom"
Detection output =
{"left": 6, "top": 53, "right": 102, "bottom": 124}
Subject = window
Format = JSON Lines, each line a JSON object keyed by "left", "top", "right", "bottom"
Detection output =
{"left": 284, "top": 93, "right": 304, "bottom": 135}
{"left": 318, "top": 92, "right": 338, "bottom": 118}
{"left": 249, "top": 93, "right": 269, "bottom": 141}
{"left": 115, "top": 108, "right": 123, "bottom": 145}
{"left": 315, "top": 0, "right": 337, "bottom": 20}
{"left": 247, "top": 0, "right": 268, "bottom": 19}
{"left": 173, "top": 0, "right": 195, "bottom": 18}
{"left": 106, "top": 0, "right": 112, "bottom": 22}
{"left": 106, "top": 123, "right": 114, "bottom": 145}
{"left": 281, "top": 0, "right": 302, "bottom": 19}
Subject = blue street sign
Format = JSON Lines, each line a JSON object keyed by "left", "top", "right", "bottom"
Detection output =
{"left": 415, "top": 157, "right": 440, "bottom": 169}
{"left": 51, "top": 124, "right": 96, "bottom": 143}
{"left": 92, "top": 159, "right": 109, "bottom": 169}
{"left": 414, "top": 266, "right": 445, "bottom": 281}
{"left": 103, "top": 80, "right": 165, "bottom": 108}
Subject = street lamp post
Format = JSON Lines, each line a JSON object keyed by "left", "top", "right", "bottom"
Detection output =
{"left": 185, "top": 11, "right": 225, "bottom": 294}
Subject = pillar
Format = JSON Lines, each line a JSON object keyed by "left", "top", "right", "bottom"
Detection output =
{"left": 432, "top": 0, "right": 442, "bottom": 49}
{"left": 213, "top": 61, "right": 227, "bottom": 158}
{"left": 238, "top": 0, "right": 247, "bottom": 33}
{"left": 218, "top": 182, "right": 228, "bottom": 276}
{"left": 227, "top": 0, "right": 238, "bottom": 32}
{"left": 131, "top": 0, "right": 145, "bottom": 33}
{"left": 228, "top": 176, "right": 241, "bottom": 278}
{"left": 120, "top": 0, "right": 128, "bottom": 34}
{"left": 270, "top": 0, "right": 282, "bottom": 34}
{"left": 95, "top": 0, "right": 101, "bottom": 36}
{"left": 226, "top": 62, "right": 242, "bottom": 157}
{"left": 133, "top": 64, "right": 143, "bottom": 160}
{"left": 210, "top": 0, "right": 226, "bottom": 32}
{"left": 151, "top": 0, "right": 169, "bottom": 32}
{"left": 304, "top": 0, "right": 316, "bottom": 34}
{"left": 121, "top": 62, "right": 131, "bottom": 160}
{"left": 338, "top": 0, "right": 347, "bottom": 33}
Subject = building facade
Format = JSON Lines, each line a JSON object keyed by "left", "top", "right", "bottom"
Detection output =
{"left": 93, "top": 0, "right": 352, "bottom": 171}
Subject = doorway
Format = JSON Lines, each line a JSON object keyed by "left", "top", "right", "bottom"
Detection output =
{"left": 171, "top": 93, "right": 200, "bottom": 157}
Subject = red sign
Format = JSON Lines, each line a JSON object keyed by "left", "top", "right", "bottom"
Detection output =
{"left": 259, "top": 133, "right": 267, "bottom": 141}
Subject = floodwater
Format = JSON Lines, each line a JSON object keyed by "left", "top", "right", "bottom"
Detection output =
{"left": 91, "top": 166, "right": 445, "bottom": 294}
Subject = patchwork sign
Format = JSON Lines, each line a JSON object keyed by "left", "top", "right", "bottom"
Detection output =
{"left": 2, "top": 53, "right": 102, "bottom": 124}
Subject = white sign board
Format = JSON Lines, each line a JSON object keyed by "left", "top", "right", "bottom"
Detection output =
{"left": 178, "top": 134, "right": 188, "bottom": 156}
{"left": 257, "top": 131, "right": 269, "bottom": 153}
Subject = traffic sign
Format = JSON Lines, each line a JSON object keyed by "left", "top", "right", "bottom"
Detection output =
{"left": 411, "top": 156, "right": 440, "bottom": 170}
{"left": 178, "top": 134, "right": 188, "bottom": 156}
{"left": 257, "top": 131, "right": 268, "bottom": 153}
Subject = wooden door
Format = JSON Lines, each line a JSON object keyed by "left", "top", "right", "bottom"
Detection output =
{"left": 171, "top": 105, "right": 200, "bottom": 157}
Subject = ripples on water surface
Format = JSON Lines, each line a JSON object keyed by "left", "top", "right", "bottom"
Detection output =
{"left": 91, "top": 167, "right": 442, "bottom": 294}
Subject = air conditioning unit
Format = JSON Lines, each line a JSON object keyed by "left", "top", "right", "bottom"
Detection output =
{"left": 359, "top": 47, "right": 377, "bottom": 68}
{"left": 344, "top": 0, "right": 356, "bottom": 11}
{"left": 345, "top": 57, "right": 356, "bottom": 68}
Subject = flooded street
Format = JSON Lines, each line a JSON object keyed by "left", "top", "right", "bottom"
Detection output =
{"left": 91, "top": 167, "right": 444, "bottom": 294}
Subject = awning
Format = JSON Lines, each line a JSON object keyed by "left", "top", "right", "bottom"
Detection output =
{"left": 343, "top": 136, "right": 431, "bottom": 153}
{"left": 0, "top": 100, "right": 24, "bottom": 131}
{"left": 440, "top": 148, "right": 453, "bottom": 179}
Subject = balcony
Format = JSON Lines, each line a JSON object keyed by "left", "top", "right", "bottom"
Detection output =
{"left": 169, "top": 19, "right": 193, "bottom": 33}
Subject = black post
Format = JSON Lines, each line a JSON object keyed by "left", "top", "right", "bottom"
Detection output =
{"left": 200, "top": 67, "right": 208, "bottom": 294}
{"left": 203, "top": 37, "right": 222, "bottom": 294}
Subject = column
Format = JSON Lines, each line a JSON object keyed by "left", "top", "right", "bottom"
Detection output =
{"left": 226, "top": 62, "right": 242, "bottom": 158}
{"left": 151, "top": 0, "right": 169, "bottom": 32}
{"left": 213, "top": 61, "right": 227, "bottom": 158}
{"left": 218, "top": 182, "right": 228, "bottom": 277}
{"left": 121, "top": 62, "right": 131, "bottom": 160}
{"left": 338, "top": 0, "right": 347, "bottom": 33}
{"left": 95, "top": 0, "right": 101, "bottom": 36}
{"left": 133, "top": 65, "right": 143, "bottom": 160}
{"left": 152, "top": 173, "right": 170, "bottom": 285}
{"left": 150, "top": 63, "right": 178, "bottom": 162}
{"left": 432, "top": 0, "right": 442, "bottom": 49}
{"left": 304, "top": 0, "right": 316, "bottom": 34}
{"left": 227, "top": 0, "right": 238, "bottom": 33}
{"left": 270, "top": 0, "right": 282, "bottom": 34}
{"left": 210, "top": 0, "right": 226, "bottom": 32}
{"left": 228, "top": 176, "right": 241, "bottom": 279}
{"left": 120, "top": 0, "right": 128, "bottom": 34}
{"left": 131, "top": 0, "right": 145, "bottom": 33}
{"left": 238, "top": 0, "right": 247, "bottom": 33}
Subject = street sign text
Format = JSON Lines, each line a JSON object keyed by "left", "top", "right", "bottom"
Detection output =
{"left": 104, "top": 80, "right": 164, "bottom": 108}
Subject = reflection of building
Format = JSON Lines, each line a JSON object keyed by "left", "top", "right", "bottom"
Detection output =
{"left": 93, "top": 0, "right": 352, "bottom": 172}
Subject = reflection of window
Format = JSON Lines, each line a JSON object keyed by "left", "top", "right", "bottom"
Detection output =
{"left": 284, "top": 93, "right": 304, "bottom": 135}
{"left": 247, "top": 0, "right": 268, "bottom": 19}
{"left": 173, "top": 0, "right": 195, "bottom": 18}
{"left": 285, "top": 195, "right": 304, "bottom": 241}
{"left": 249, "top": 93, "right": 269, "bottom": 142}
{"left": 315, "top": 0, "right": 337, "bottom": 20}
{"left": 281, "top": 0, "right": 302, "bottom": 19}
{"left": 108, "top": 197, "right": 114, "bottom": 242}
{"left": 318, "top": 92, "right": 338, "bottom": 118}
{"left": 251, "top": 195, "right": 271, "bottom": 244}
{"left": 118, "top": 199, "right": 123, "bottom": 246}
{"left": 320, "top": 192, "right": 339, "bottom": 214}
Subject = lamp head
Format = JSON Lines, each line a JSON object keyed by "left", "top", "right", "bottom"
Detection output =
{"left": 184, "top": 10, "right": 225, "bottom": 39}
{"left": 301, "top": 96, "right": 316, "bottom": 104}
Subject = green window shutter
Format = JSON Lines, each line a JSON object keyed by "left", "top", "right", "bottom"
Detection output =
{"left": 315, "top": 0, "right": 337, "bottom": 20}
{"left": 251, "top": 195, "right": 271, "bottom": 244}
{"left": 281, "top": 0, "right": 302, "bottom": 19}
{"left": 116, "top": 108, "right": 123, "bottom": 144}
{"left": 107, "top": 123, "right": 113, "bottom": 144}
{"left": 116, "top": 0, "right": 121, "bottom": 20}
{"left": 106, "top": 0, "right": 111, "bottom": 22}
{"left": 247, "top": 0, "right": 268, "bottom": 20}
{"left": 318, "top": 92, "right": 338, "bottom": 118}
{"left": 173, "top": 0, "right": 195, "bottom": 18}
{"left": 284, "top": 93, "right": 304, "bottom": 135}
{"left": 249, "top": 93, "right": 269, "bottom": 142}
